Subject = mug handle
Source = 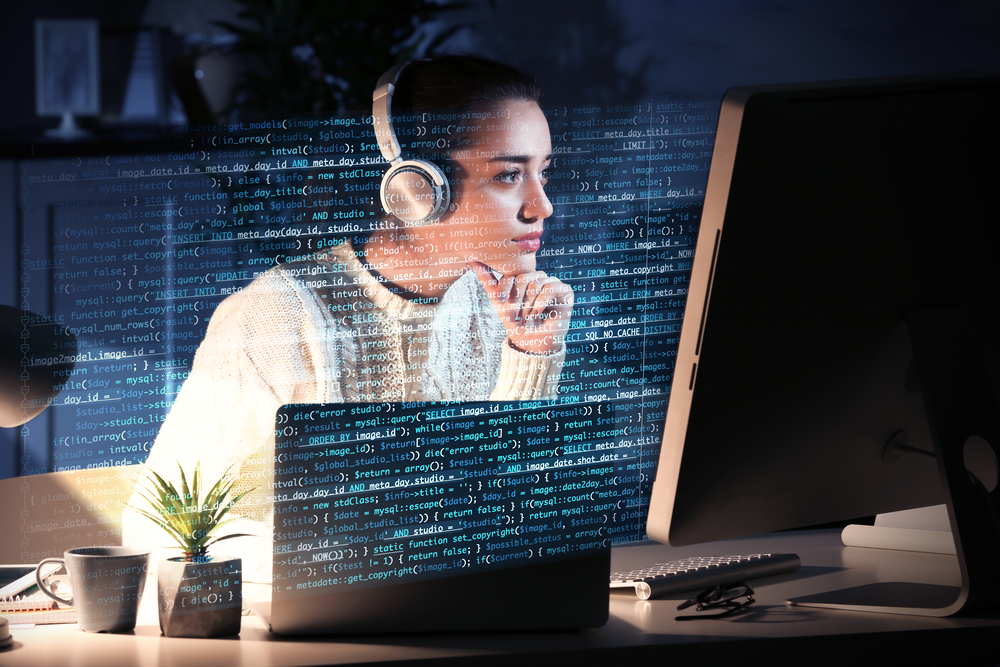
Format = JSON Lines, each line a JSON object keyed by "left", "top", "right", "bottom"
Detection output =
{"left": 35, "top": 558, "right": 72, "bottom": 607}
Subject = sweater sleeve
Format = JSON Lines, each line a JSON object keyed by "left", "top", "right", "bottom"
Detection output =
{"left": 490, "top": 340, "right": 566, "bottom": 400}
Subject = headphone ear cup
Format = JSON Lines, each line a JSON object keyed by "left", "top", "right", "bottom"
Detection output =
{"left": 380, "top": 159, "right": 451, "bottom": 226}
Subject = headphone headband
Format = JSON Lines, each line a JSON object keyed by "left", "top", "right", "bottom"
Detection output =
{"left": 372, "top": 62, "right": 409, "bottom": 164}
{"left": 371, "top": 60, "right": 450, "bottom": 226}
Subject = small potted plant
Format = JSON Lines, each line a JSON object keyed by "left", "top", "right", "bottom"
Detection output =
{"left": 130, "top": 460, "right": 253, "bottom": 638}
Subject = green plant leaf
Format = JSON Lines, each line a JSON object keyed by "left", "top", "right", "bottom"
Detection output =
{"left": 192, "top": 461, "right": 202, "bottom": 509}
{"left": 128, "top": 506, "right": 190, "bottom": 550}
{"left": 178, "top": 462, "right": 191, "bottom": 506}
{"left": 148, "top": 469, "right": 186, "bottom": 519}
{"left": 130, "top": 459, "right": 257, "bottom": 557}
{"left": 203, "top": 532, "right": 255, "bottom": 550}
{"left": 208, "top": 481, "right": 248, "bottom": 521}
{"left": 137, "top": 491, "right": 190, "bottom": 544}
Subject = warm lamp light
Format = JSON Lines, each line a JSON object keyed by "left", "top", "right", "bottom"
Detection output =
{"left": 0, "top": 305, "right": 77, "bottom": 428}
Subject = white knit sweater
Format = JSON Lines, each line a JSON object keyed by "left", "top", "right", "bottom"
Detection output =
{"left": 124, "top": 240, "right": 565, "bottom": 580}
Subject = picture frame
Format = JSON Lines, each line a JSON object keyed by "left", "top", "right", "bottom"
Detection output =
{"left": 34, "top": 19, "right": 100, "bottom": 136}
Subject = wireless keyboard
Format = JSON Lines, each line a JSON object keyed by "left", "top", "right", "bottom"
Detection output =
{"left": 610, "top": 553, "right": 801, "bottom": 600}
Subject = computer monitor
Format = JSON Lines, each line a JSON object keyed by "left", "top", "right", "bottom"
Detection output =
{"left": 646, "top": 72, "right": 1000, "bottom": 616}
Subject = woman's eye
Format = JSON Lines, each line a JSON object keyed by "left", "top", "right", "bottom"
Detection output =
{"left": 494, "top": 166, "right": 550, "bottom": 185}
{"left": 496, "top": 169, "right": 521, "bottom": 184}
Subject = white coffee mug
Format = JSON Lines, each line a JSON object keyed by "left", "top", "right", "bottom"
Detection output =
{"left": 36, "top": 546, "right": 150, "bottom": 632}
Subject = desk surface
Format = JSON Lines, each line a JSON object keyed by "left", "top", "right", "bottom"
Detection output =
{"left": 2, "top": 530, "right": 998, "bottom": 667}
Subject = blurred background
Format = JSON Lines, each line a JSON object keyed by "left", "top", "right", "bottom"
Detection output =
{"left": 0, "top": 0, "right": 998, "bottom": 132}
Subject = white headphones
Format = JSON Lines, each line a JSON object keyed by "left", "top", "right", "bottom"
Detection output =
{"left": 372, "top": 62, "right": 451, "bottom": 226}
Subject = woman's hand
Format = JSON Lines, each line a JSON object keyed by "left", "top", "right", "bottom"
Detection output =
{"left": 468, "top": 262, "right": 574, "bottom": 355}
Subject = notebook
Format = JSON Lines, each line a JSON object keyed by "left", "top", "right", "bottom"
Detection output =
{"left": 255, "top": 400, "right": 615, "bottom": 635}
{"left": 1, "top": 593, "right": 77, "bottom": 626}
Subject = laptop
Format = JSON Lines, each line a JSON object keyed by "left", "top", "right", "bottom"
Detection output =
{"left": 255, "top": 400, "right": 613, "bottom": 635}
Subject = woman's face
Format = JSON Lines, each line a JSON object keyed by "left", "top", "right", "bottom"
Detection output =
{"left": 439, "top": 100, "right": 553, "bottom": 276}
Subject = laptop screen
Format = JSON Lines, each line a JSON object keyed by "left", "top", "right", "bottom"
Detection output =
{"left": 272, "top": 400, "right": 618, "bottom": 596}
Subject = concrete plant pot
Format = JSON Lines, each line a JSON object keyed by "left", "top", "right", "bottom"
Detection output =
{"left": 157, "top": 557, "right": 242, "bottom": 638}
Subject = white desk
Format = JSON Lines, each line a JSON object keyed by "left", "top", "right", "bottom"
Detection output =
{"left": 2, "top": 530, "right": 998, "bottom": 667}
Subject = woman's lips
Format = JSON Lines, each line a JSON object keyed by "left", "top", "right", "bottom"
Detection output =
{"left": 512, "top": 233, "right": 542, "bottom": 252}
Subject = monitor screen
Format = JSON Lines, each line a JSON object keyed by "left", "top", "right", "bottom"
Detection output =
{"left": 646, "top": 72, "right": 1000, "bottom": 614}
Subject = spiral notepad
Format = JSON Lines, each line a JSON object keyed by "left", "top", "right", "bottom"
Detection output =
{"left": 0, "top": 594, "right": 76, "bottom": 625}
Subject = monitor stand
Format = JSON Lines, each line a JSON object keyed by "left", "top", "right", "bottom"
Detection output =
{"left": 842, "top": 505, "right": 956, "bottom": 555}
{"left": 788, "top": 307, "right": 1000, "bottom": 617}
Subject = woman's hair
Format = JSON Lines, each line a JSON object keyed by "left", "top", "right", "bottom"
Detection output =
{"left": 389, "top": 56, "right": 542, "bottom": 166}
{"left": 391, "top": 55, "right": 541, "bottom": 119}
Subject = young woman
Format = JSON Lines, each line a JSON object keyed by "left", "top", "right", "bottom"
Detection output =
{"left": 125, "top": 56, "right": 573, "bottom": 580}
